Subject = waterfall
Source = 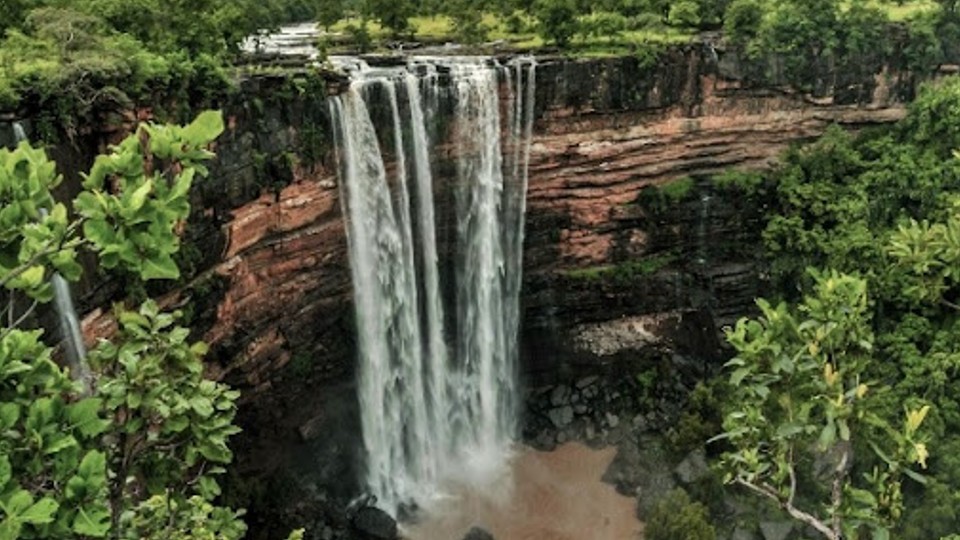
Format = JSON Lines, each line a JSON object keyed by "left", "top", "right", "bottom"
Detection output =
{"left": 330, "top": 56, "right": 537, "bottom": 515}
{"left": 12, "top": 122, "right": 91, "bottom": 393}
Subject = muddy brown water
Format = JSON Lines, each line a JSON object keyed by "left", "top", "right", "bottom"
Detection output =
{"left": 403, "top": 442, "right": 643, "bottom": 540}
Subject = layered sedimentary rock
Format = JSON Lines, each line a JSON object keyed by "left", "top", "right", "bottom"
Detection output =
{"left": 176, "top": 49, "right": 921, "bottom": 387}
{"left": 524, "top": 49, "right": 915, "bottom": 374}
{"left": 6, "top": 46, "right": 937, "bottom": 536}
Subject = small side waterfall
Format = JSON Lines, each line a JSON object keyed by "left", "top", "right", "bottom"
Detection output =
{"left": 12, "top": 122, "right": 91, "bottom": 393}
{"left": 330, "top": 57, "right": 537, "bottom": 514}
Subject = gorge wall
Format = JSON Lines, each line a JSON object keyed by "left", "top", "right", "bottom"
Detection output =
{"left": 1, "top": 42, "right": 940, "bottom": 535}
{"left": 125, "top": 47, "right": 923, "bottom": 392}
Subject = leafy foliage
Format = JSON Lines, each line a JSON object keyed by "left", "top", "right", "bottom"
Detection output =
{"left": 646, "top": 488, "right": 716, "bottom": 540}
{"left": 0, "top": 329, "right": 110, "bottom": 540}
{"left": 534, "top": 0, "right": 580, "bottom": 47}
{"left": 0, "top": 111, "right": 302, "bottom": 540}
{"left": 716, "top": 271, "right": 930, "bottom": 539}
{"left": 74, "top": 110, "right": 223, "bottom": 281}
{"left": 713, "top": 75, "right": 960, "bottom": 539}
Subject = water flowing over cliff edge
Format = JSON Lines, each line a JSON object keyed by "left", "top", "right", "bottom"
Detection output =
{"left": 330, "top": 56, "right": 536, "bottom": 515}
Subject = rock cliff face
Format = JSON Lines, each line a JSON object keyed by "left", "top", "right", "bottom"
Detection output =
{"left": 142, "top": 48, "right": 921, "bottom": 393}
{"left": 3, "top": 44, "right": 934, "bottom": 536}
{"left": 521, "top": 48, "right": 914, "bottom": 376}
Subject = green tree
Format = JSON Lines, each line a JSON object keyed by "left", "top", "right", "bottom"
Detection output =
{"left": 534, "top": 0, "right": 579, "bottom": 48}
{"left": 723, "top": 0, "right": 764, "bottom": 48}
{"left": 316, "top": 0, "right": 344, "bottom": 30}
{"left": 448, "top": 0, "right": 488, "bottom": 45}
{"left": 645, "top": 488, "right": 716, "bottom": 540}
{"left": 365, "top": 0, "right": 414, "bottom": 37}
{"left": 577, "top": 11, "right": 627, "bottom": 41}
{"left": 0, "top": 112, "right": 302, "bottom": 540}
{"left": 667, "top": 0, "right": 700, "bottom": 28}
{"left": 715, "top": 77, "right": 960, "bottom": 539}
{"left": 715, "top": 271, "right": 931, "bottom": 540}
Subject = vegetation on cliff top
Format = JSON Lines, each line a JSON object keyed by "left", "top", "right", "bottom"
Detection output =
{"left": 0, "top": 0, "right": 958, "bottom": 125}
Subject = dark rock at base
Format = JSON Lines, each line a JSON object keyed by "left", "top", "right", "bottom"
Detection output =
{"left": 602, "top": 436, "right": 677, "bottom": 520}
{"left": 462, "top": 526, "right": 495, "bottom": 540}
{"left": 547, "top": 405, "right": 574, "bottom": 428}
{"left": 673, "top": 448, "right": 710, "bottom": 485}
{"left": 351, "top": 507, "right": 397, "bottom": 540}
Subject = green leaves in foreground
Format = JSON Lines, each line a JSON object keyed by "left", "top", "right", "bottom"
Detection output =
{"left": 0, "top": 329, "right": 110, "bottom": 539}
{"left": 0, "top": 111, "right": 270, "bottom": 539}
{"left": 0, "top": 142, "right": 79, "bottom": 300}
{"left": 74, "top": 110, "right": 223, "bottom": 281}
{"left": 88, "top": 299, "right": 241, "bottom": 538}
{"left": 715, "top": 270, "right": 931, "bottom": 539}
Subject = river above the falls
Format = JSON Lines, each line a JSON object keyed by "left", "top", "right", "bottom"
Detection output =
{"left": 403, "top": 443, "right": 643, "bottom": 540}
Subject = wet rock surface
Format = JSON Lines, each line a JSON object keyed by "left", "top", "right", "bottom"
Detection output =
{"left": 351, "top": 507, "right": 398, "bottom": 540}
{"left": 461, "top": 527, "right": 494, "bottom": 540}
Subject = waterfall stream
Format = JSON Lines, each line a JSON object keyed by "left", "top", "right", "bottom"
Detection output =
{"left": 330, "top": 56, "right": 536, "bottom": 515}
{"left": 11, "top": 122, "right": 91, "bottom": 393}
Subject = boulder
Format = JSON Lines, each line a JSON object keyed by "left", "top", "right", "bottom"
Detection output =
{"left": 550, "top": 385, "right": 571, "bottom": 407}
{"left": 673, "top": 448, "right": 710, "bottom": 485}
{"left": 351, "top": 507, "right": 397, "bottom": 540}
{"left": 462, "top": 526, "right": 495, "bottom": 540}
{"left": 547, "top": 406, "right": 574, "bottom": 428}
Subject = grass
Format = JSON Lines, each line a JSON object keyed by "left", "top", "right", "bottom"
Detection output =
{"left": 328, "top": 12, "right": 695, "bottom": 56}
{"left": 659, "top": 176, "right": 696, "bottom": 202}
{"left": 844, "top": 0, "right": 939, "bottom": 21}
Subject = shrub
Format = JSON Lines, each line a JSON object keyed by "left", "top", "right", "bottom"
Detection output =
{"left": 667, "top": 0, "right": 700, "bottom": 28}
{"left": 646, "top": 488, "right": 716, "bottom": 540}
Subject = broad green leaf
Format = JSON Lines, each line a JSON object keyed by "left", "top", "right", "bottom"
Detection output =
{"left": 140, "top": 254, "right": 180, "bottom": 280}
{"left": 190, "top": 397, "right": 214, "bottom": 418}
{"left": 67, "top": 398, "right": 109, "bottom": 438}
{"left": 19, "top": 498, "right": 58, "bottom": 524}
{"left": 730, "top": 367, "right": 751, "bottom": 386}
{"left": 83, "top": 219, "right": 115, "bottom": 248}
{"left": 72, "top": 506, "right": 110, "bottom": 537}
{"left": 818, "top": 421, "right": 836, "bottom": 450}
{"left": 17, "top": 264, "right": 45, "bottom": 289}
{"left": 6, "top": 490, "right": 33, "bottom": 514}
{"left": 77, "top": 450, "right": 106, "bottom": 481}
{"left": 0, "top": 403, "right": 19, "bottom": 430}
{"left": 0, "top": 517, "right": 22, "bottom": 540}
{"left": 44, "top": 434, "right": 78, "bottom": 455}
{"left": 198, "top": 441, "right": 232, "bottom": 463}
{"left": 125, "top": 178, "right": 153, "bottom": 214}
{"left": 167, "top": 415, "right": 190, "bottom": 432}
{"left": 170, "top": 167, "right": 196, "bottom": 201}
{"left": 198, "top": 476, "right": 221, "bottom": 499}
{"left": 182, "top": 110, "right": 225, "bottom": 144}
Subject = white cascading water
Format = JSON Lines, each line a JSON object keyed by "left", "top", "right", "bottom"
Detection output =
{"left": 11, "top": 122, "right": 91, "bottom": 394}
{"left": 329, "top": 56, "right": 537, "bottom": 515}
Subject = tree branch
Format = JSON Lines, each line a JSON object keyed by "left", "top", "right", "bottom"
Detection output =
{"left": 735, "top": 477, "right": 839, "bottom": 540}
{"left": 830, "top": 444, "right": 851, "bottom": 538}
{"left": 940, "top": 298, "right": 960, "bottom": 312}
{"left": 0, "top": 299, "right": 40, "bottom": 341}
{"left": 0, "top": 230, "right": 83, "bottom": 289}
